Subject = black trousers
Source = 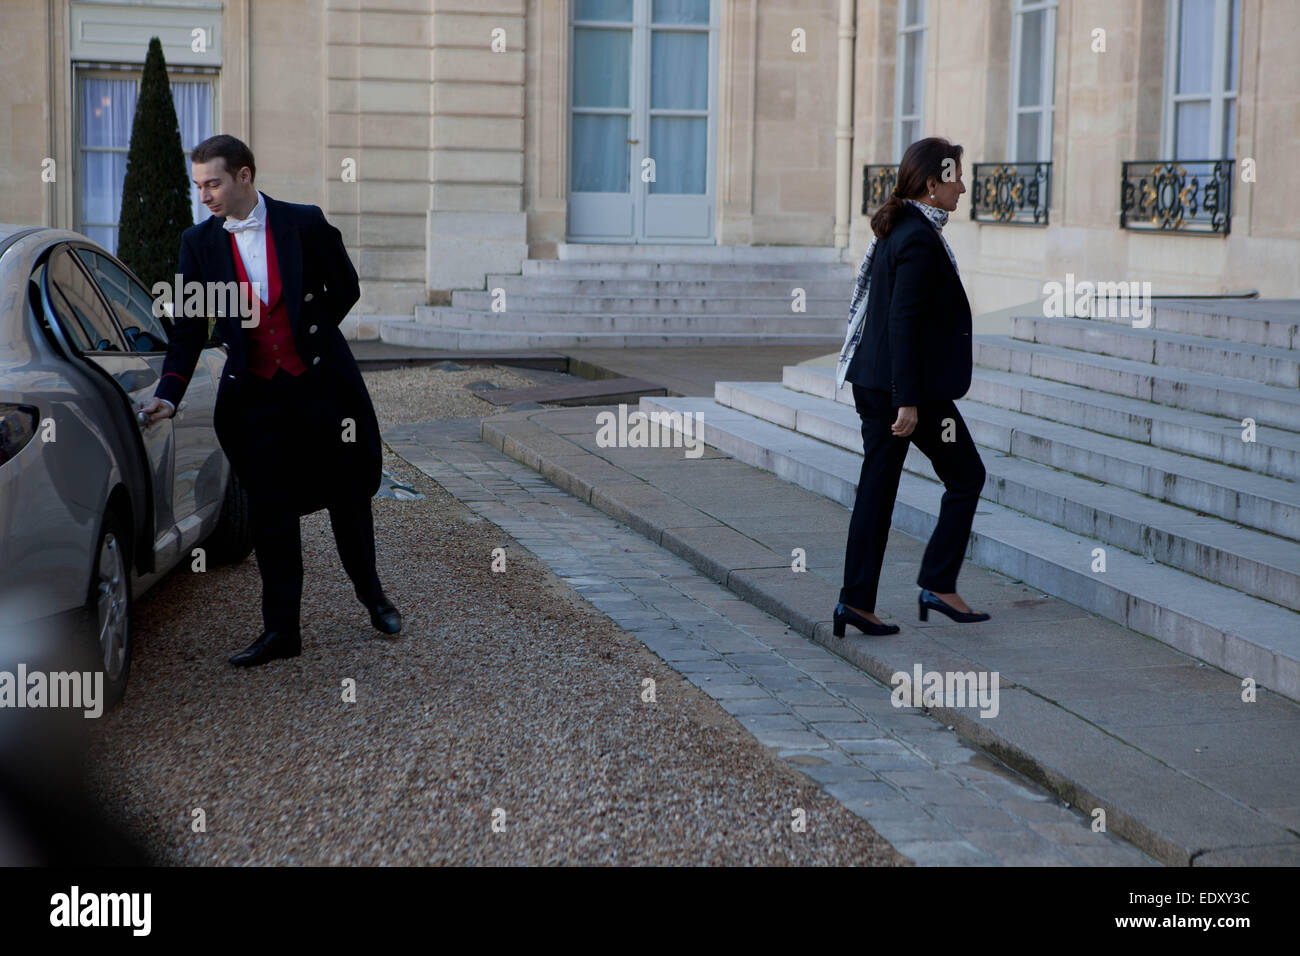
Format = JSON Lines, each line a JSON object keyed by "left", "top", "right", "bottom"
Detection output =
{"left": 249, "top": 494, "right": 383, "bottom": 632}
{"left": 839, "top": 385, "right": 985, "bottom": 612}
{"left": 237, "top": 369, "right": 383, "bottom": 632}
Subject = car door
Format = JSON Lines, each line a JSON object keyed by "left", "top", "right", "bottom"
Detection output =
{"left": 39, "top": 244, "right": 178, "bottom": 566}
{"left": 74, "top": 246, "right": 222, "bottom": 554}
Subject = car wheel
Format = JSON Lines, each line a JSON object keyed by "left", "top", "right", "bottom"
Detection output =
{"left": 204, "top": 467, "right": 254, "bottom": 564}
{"left": 87, "top": 510, "right": 132, "bottom": 707}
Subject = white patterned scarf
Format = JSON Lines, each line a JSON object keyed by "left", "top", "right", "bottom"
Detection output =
{"left": 835, "top": 199, "right": 960, "bottom": 388}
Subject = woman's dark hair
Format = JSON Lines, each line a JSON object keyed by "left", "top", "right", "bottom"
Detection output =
{"left": 190, "top": 134, "right": 256, "bottom": 183}
{"left": 870, "top": 137, "right": 964, "bottom": 239}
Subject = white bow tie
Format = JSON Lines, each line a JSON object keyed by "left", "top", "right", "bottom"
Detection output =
{"left": 223, "top": 216, "right": 262, "bottom": 234}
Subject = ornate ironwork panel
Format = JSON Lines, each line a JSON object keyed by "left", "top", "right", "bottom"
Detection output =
{"left": 861, "top": 164, "right": 898, "bottom": 215}
{"left": 970, "top": 162, "right": 1051, "bottom": 226}
{"left": 1120, "top": 160, "right": 1234, "bottom": 235}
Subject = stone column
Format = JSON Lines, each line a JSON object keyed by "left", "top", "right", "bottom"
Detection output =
{"left": 717, "top": 0, "right": 758, "bottom": 245}
{"left": 833, "top": 0, "right": 855, "bottom": 250}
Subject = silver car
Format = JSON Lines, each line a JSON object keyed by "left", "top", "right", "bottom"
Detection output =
{"left": 0, "top": 224, "right": 252, "bottom": 705}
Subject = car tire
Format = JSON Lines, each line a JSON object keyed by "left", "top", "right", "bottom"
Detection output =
{"left": 204, "top": 467, "right": 254, "bottom": 564}
{"left": 86, "top": 509, "right": 132, "bottom": 708}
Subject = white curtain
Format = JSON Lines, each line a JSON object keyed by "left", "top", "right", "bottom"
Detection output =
{"left": 896, "top": 11, "right": 925, "bottom": 160}
{"left": 648, "top": 117, "right": 705, "bottom": 193}
{"left": 171, "top": 80, "right": 213, "bottom": 227}
{"left": 652, "top": 0, "right": 708, "bottom": 24}
{"left": 571, "top": 27, "right": 632, "bottom": 193}
{"left": 649, "top": 29, "right": 707, "bottom": 194}
{"left": 79, "top": 77, "right": 134, "bottom": 252}
{"left": 78, "top": 75, "right": 214, "bottom": 254}
{"left": 576, "top": 0, "right": 632, "bottom": 18}
{"left": 1013, "top": 3, "right": 1055, "bottom": 163}
{"left": 1172, "top": 0, "right": 1245, "bottom": 159}
{"left": 570, "top": 2, "right": 710, "bottom": 196}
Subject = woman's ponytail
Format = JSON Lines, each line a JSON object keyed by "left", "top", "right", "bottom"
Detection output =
{"left": 870, "top": 137, "right": 964, "bottom": 240}
{"left": 870, "top": 190, "right": 908, "bottom": 240}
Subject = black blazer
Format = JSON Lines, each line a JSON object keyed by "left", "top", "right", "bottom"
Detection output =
{"left": 153, "top": 193, "right": 381, "bottom": 502}
{"left": 844, "top": 201, "right": 972, "bottom": 405}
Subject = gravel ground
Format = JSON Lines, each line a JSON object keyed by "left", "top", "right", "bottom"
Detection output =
{"left": 82, "top": 364, "right": 907, "bottom": 865}
{"left": 361, "top": 363, "right": 547, "bottom": 427}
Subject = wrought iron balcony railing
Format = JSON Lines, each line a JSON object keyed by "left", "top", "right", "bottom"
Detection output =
{"left": 861, "top": 164, "right": 898, "bottom": 215}
{"left": 1120, "top": 160, "right": 1234, "bottom": 235}
{"left": 970, "top": 162, "right": 1051, "bottom": 226}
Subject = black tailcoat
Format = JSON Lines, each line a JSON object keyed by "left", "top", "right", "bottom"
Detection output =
{"left": 154, "top": 193, "right": 382, "bottom": 515}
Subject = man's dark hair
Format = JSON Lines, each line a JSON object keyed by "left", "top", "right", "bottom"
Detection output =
{"left": 191, "top": 134, "right": 256, "bottom": 183}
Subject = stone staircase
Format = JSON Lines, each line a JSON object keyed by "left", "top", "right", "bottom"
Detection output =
{"left": 639, "top": 299, "right": 1300, "bottom": 701}
{"left": 378, "top": 243, "right": 851, "bottom": 349}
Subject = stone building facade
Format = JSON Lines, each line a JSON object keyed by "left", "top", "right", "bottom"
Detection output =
{"left": 2, "top": 0, "right": 1295, "bottom": 336}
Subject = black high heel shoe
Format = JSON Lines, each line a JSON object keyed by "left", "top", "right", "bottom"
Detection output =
{"left": 918, "top": 589, "right": 990, "bottom": 623}
{"left": 833, "top": 603, "right": 901, "bottom": 638}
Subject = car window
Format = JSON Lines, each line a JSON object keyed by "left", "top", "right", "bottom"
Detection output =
{"left": 45, "top": 246, "right": 122, "bottom": 352}
{"left": 28, "top": 267, "right": 47, "bottom": 333}
{"left": 75, "top": 248, "right": 170, "bottom": 353}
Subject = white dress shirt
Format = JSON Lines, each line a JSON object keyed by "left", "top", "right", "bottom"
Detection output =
{"left": 225, "top": 190, "right": 270, "bottom": 305}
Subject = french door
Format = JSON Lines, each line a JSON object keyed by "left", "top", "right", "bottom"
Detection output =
{"left": 567, "top": 0, "right": 717, "bottom": 243}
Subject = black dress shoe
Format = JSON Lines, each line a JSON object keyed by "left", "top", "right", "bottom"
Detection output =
{"left": 366, "top": 595, "right": 401, "bottom": 634}
{"left": 918, "top": 589, "right": 991, "bottom": 623}
{"left": 229, "top": 629, "right": 302, "bottom": 667}
{"left": 832, "top": 603, "right": 901, "bottom": 637}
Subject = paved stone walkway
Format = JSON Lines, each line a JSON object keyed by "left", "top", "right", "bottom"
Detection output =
{"left": 387, "top": 418, "right": 1155, "bottom": 866}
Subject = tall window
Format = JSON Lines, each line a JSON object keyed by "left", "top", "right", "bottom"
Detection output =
{"left": 1009, "top": 0, "right": 1057, "bottom": 162}
{"left": 1164, "top": 0, "right": 1240, "bottom": 159}
{"left": 76, "top": 67, "right": 216, "bottom": 254}
{"left": 894, "top": 0, "right": 926, "bottom": 161}
{"left": 648, "top": 0, "right": 710, "bottom": 195}
{"left": 570, "top": 0, "right": 634, "bottom": 194}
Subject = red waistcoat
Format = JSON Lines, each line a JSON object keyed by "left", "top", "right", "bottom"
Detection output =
{"left": 230, "top": 229, "right": 306, "bottom": 378}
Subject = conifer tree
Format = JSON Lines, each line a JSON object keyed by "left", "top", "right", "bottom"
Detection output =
{"left": 116, "top": 36, "right": 193, "bottom": 290}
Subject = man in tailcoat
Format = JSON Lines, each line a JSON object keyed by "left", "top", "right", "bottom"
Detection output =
{"left": 138, "top": 134, "right": 401, "bottom": 667}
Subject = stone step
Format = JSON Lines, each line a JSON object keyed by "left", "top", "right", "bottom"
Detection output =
{"left": 476, "top": 376, "right": 665, "bottom": 407}
{"left": 556, "top": 242, "right": 844, "bottom": 263}
{"left": 796, "top": 362, "right": 1300, "bottom": 481}
{"left": 973, "top": 335, "right": 1300, "bottom": 432}
{"left": 636, "top": 394, "right": 1300, "bottom": 702}
{"left": 787, "top": 364, "right": 1300, "bottom": 474}
{"left": 410, "top": 308, "right": 844, "bottom": 335}
{"left": 378, "top": 319, "right": 843, "bottom": 350}
{"left": 348, "top": 342, "right": 569, "bottom": 371}
{"left": 520, "top": 260, "right": 853, "bottom": 280}
{"left": 1011, "top": 314, "right": 1300, "bottom": 388}
{"left": 963, "top": 367, "right": 1300, "bottom": 482}
{"left": 783, "top": 364, "right": 1300, "bottom": 522}
{"left": 714, "top": 380, "right": 1300, "bottom": 611}
{"left": 447, "top": 291, "right": 848, "bottom": 316}
{"left": 1091, "top": 299, "right": 1300, "bottom": 349}
{"left": 483, "top": 275, "right": 850, "bottom": 297}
